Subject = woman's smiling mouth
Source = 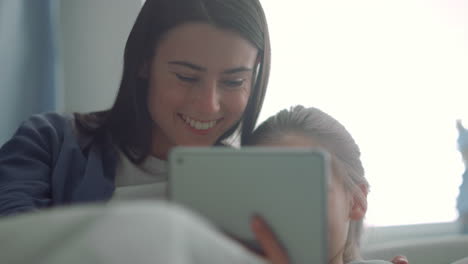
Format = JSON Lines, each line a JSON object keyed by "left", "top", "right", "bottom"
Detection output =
{"left": 179, "top": 114, "right": 222, "bottom": 131}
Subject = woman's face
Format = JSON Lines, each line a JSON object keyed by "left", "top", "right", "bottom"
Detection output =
{"left": 146, "top": 22, "right": 258, "bottom": 159}
{"left": 255, "top": 133, "right": 360, "bottom": 264}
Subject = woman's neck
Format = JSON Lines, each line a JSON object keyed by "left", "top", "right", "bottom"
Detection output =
{"left": 151, "top": 141, "right": 170, "bottom": 160}
{"left": 150, "top": 126, "right": 175, "bottom": 160}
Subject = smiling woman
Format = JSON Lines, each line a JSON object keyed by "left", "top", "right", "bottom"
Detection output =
{"left": 0, "top": 0, "right": 270, "bottom": 212}
{"left": 144, "top": 23, "right": 258, "bottom": 159}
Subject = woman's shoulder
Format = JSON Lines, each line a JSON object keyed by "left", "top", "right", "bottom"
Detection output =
{"left": 17, "top": 111, "right": 107, "bottom": 143}
{"left": 26, "top": 111, "right": 113, "bottom": 152}
{"left": 1, "top": 112, "right": 77, "bottom": 155}
{"left": 19, "top": 112, "right": 73, "bottom": 132}
{"left": 14, "top": 112, "right": 73, "bottom": 140}
{"left": 3, "top": 111, "right": 117, "bottom": 166}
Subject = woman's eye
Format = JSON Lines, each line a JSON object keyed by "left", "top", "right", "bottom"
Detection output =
{"left": 222, "top": 79, "right": 245, "bottom": 88}
{"left": 175, "top": 73, "right": 198, "bottom": 83}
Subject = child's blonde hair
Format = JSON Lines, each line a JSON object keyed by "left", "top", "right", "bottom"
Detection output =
{"left": 245, "top": 105, "right": 369, "bottom": 262}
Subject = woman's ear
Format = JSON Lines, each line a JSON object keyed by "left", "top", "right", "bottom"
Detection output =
{"left": 349, "top": 184, "right": 368, "bottom": 220}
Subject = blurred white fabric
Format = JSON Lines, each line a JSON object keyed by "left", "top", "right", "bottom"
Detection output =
{"left": 0, "top": 201, "right": 266, "bottom": 264}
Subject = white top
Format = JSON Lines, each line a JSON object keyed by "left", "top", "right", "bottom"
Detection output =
{"left": 112, "top": 151, "right": 168, "bottom": 201}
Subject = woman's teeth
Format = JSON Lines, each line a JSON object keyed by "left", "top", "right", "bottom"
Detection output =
{"left": 182, "top": 115, "right": 218, "bottom": 130}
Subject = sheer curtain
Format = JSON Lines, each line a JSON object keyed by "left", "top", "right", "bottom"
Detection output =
{"left": 0, "top": 0, "right": 62, "bottom": 144}
{"left": 260, "top": 0, "right": 468, "bottom": 226}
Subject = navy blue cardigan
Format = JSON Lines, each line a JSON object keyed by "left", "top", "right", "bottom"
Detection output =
{"left": 0, "top": 113, "right": 118, "bottom": 216}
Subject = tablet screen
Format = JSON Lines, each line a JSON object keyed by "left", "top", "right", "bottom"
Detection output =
{"left": 169, "top": 147, "right": 329, "bottom": 264}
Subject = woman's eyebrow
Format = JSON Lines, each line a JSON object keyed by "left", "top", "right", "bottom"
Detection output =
{"left": 222, "top": 67, "right": 253, "bottom": 75}
{"left": 168, "top": 61, "right": 253, "bottom": 74}
{"left": 168, "top": 61, "right": 206, "bottom": 71}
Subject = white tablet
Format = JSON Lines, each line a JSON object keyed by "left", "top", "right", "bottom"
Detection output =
{"left": 168, "top": 147, "right": 329, "bottom": 264}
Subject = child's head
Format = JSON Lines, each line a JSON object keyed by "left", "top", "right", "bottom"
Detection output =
{"left": 246, "top": 105, "right": 369, "bottom": 264}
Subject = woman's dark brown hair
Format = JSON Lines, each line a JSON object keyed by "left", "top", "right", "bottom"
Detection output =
{"left": 75, "top": 0, "right": 271, "bottom": 163}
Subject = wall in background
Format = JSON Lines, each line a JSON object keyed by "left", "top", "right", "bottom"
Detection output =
{"left": 60, "top": 0, "right": 141, "bottom": 113}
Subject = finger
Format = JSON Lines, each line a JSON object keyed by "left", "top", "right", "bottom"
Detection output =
{"left": 391, "top": 255, "right": 409, "bottom": 264}
{"left": 251, "top": 215, "right": 289, "bottom": 264}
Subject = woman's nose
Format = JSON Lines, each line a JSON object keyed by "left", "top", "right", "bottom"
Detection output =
{"left": 191, "top": 80, "right": 221, "bottom": 114}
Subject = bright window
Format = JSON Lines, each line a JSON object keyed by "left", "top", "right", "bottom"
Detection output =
{"left": 260, "top": 0, "right": 468, "bottom": 226}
